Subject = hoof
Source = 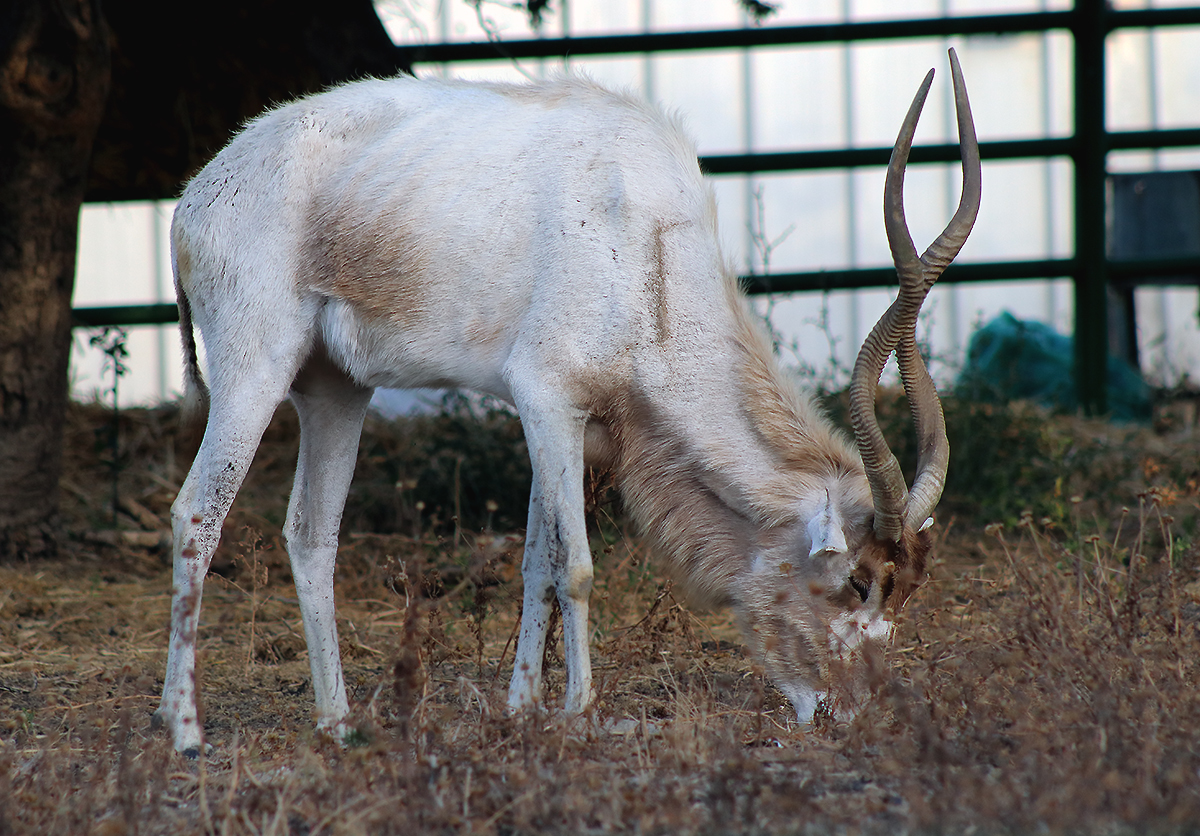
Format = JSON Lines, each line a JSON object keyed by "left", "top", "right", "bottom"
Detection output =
{"left": 179, "top": 741, "right": 214, "bottom": 760}
{"left": 150, "top": 708, "right": 208, "bottom": 757}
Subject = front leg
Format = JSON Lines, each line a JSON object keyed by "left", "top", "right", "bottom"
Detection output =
{"left": 506, "top": 391, "right": 594, "bottom": 715}
{"left": 507, "top": 483, "right": 556, "bottom": 711}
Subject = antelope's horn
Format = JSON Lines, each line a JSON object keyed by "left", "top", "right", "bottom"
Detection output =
{"left": 849, "top": 48, "right": 981, "bottom": 543}
{"left": 901, "top": 49, "right": 980, "bottom": 530}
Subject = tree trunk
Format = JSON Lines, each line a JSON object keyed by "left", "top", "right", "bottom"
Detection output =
{"left": 0, "top": 0, "right": 110, "bottom": 558}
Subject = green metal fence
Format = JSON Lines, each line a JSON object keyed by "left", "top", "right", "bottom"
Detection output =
{"left": 74, "top": 1, "right": 1200, "bottom": 414}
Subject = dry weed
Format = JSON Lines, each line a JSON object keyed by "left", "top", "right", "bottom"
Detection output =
{"left": 2, "top": 399, "right": 1200, "bottom": 834}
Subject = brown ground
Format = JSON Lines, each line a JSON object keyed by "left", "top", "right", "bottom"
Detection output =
{"left": 2, "top": 398, "right": 1200, "bottom": 834}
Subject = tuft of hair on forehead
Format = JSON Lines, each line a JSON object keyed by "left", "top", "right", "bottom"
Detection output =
{"left": 856, "top": 524, "right": 933, "bottom": 615}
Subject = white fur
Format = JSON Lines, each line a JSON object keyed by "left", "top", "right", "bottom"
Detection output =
{"left": 155, "top": 75, "right": 908, "bottom": 754}
{"left": 807, "top": 491, "right": 850, "bottom": 557}
{"left": 829, "top": 609, "right": 894, "bottom": 654}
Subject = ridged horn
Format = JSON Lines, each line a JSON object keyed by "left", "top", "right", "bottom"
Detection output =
{"left": 849, "top": 48, "right": 981, "bottom": 543}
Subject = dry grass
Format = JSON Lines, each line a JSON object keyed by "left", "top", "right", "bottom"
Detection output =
{"left": 2, "top": 398, "right": 1200, "bottom": 834}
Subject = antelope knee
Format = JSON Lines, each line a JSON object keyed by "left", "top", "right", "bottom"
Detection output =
{"left": 562, "top": 563, "right": 594, "bottom": 600}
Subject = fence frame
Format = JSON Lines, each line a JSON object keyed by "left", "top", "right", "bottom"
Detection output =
{"left": 74, "top": 1, "right": 1200, "bottom": 414}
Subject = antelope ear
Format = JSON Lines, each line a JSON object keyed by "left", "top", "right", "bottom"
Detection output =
{"left": 919, "top": 516, "right": 935, "bottom": 532}
{"left": 807, "top": 492, "right": 849, "bottom": 557}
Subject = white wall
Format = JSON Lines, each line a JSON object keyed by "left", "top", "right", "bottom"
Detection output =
{"left": 73, "top": 201, "right": 182, "bottom": 405}
{"left": 71, "top": 0, "right": 1200, "bottom": 406}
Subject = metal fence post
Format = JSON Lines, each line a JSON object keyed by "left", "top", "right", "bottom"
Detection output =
{"left": 73, "top": 5, "right": 1200, "bottom": 423}
{"left": 1073, "top": 0, "right": 1110, "bottom": 415}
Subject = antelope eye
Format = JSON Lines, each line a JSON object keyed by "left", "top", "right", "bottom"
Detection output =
{"left": 848, "top": 574, "right": 870, "bottom": 603}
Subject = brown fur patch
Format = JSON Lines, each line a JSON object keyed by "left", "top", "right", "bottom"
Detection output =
{"left": 849, "top": 526, "right": 932, "bottom": 616}
{"left": 300, "top": 200, "right": 433, "bottom": 327}
{"left": 647, "top": 223, "right": 672, "bottom": 344}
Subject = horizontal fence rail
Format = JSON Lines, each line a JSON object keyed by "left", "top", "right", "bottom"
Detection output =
{"left": 701, "top": 128, "right": 1200, "bottom": 175}
{"left": 73, "top": 304, "right": 181, "bottom": 328}
{"left": 73, "top": 4, "right": 1200, "bottom": 412}
{"left": 388, "top": 8, "right": 1200, "bottom": 65}
{"left": 75, "top": 252, "right": 1200, "bottom": 329}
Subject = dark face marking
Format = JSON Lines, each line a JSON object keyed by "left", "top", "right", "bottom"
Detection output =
{"left": 848, "top": 572, "right": 870, "bottom": 603}
{"left": 836, "top": 525, "right": 934, "bottom": 615}
{"left": 826, "top": 562, "right": 876, "bottom": 611}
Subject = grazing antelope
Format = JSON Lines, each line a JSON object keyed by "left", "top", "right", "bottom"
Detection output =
{"left": 154, "top": 51, "right": 979, "bottom": 756}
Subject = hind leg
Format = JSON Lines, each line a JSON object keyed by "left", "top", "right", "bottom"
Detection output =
{"left": 155, "top": 370, "right": 297, "bottom": 756}
{"left": 283, "top": 357, "right": 373, "bottom": 739}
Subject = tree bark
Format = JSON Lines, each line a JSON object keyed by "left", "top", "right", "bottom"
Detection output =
{"left": 0, "top": 0, "right": 110, "bottom": 557}
{"left": 88, "top": 0, "right": 404, "bottom": 201}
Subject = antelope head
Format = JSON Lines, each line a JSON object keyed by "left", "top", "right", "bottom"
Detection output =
{"left": 738, "top": 49, "right": 981, "bottom": 722}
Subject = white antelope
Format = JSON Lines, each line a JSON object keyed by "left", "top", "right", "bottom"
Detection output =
{"left": 155, "top": 51, "right": 979, "bottom": 756}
